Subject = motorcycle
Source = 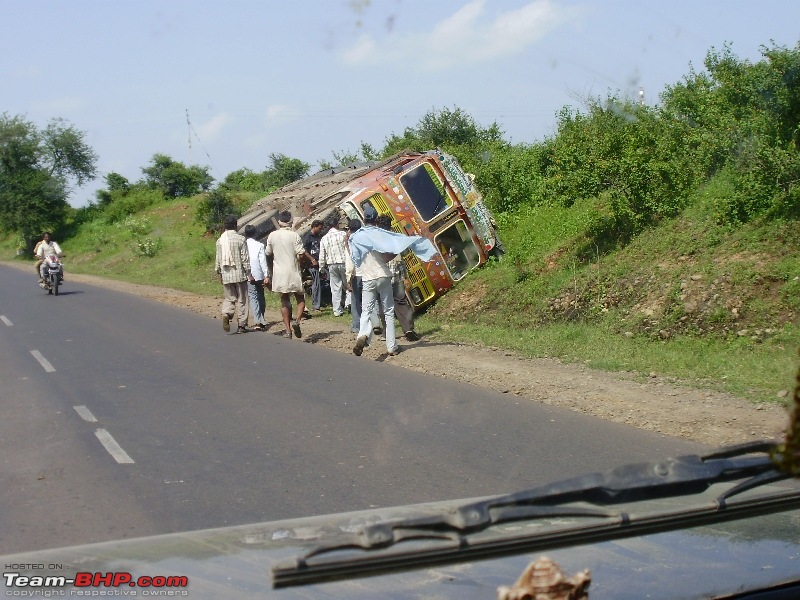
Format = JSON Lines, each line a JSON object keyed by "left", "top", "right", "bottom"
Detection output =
{"left": 41, "top": 254, "right": 64, "bottom": 295}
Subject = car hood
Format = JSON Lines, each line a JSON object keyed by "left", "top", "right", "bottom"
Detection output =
{"left": 3, "top": 490, "right": 800, "bottom": 600}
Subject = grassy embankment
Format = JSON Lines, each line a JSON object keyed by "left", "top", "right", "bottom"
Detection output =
{"left": 2, "top": 186, "right": 797, "bottom": 405}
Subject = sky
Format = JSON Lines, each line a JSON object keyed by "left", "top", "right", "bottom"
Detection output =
{"left": 3, "top": 0, "right": 799, "bottom": 207}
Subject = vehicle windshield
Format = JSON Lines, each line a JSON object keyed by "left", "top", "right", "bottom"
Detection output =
{"left": 399, "top": 163, "right": 452, "bottom": 221}
{"left": 272, "top": 441, "right": 800, "bottom": 587}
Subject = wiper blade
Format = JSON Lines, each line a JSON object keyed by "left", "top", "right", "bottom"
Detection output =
{"left": 273, "top": 441, "right": 800, "bottom": 588}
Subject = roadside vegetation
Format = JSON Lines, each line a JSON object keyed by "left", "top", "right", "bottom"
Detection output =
{"left": 1, "top": 42, "right": 798, "bottom": 404}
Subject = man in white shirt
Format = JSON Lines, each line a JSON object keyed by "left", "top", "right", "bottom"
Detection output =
{"left": 350, "top": 207, "right": 399, "bottom": 356}
{"left": 36, "top": 232, "right": 64, "bottom": 283}
{"left": 265, "top": 211, "right": 306, "bottom": 339}
{"left": 244, "top": 224, "right": 270, "bottom": 331}
{"left": 345, "top": 220, "right": 382, "bottom": 336}
{"left": 318, "top": 215, "right": 349, "bottom": 317}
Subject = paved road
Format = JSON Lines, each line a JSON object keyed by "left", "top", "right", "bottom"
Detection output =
{"left": 0, "top": 264, "right": 706, "bottom": 553}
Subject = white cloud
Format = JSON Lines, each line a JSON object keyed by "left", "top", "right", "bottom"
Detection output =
{"left": 197, "top": 112, "right": 232, "bottom": 142}
{"left": 264, "top": 104, "right": 299, "bottom": 126}
{"left": 243, "top": 133, "right": 268, "bottom": 151}
{"left": 237, "top": 106, "right": 302, "bottom": 154}
{"left": 340, "top": 0, "right": 581, "bottom": 71}
{"left": 30, "top": 96, "right": 88, "bottom": 115}
{"left": 342, "top": 34, "right": 379, "bottom": 66}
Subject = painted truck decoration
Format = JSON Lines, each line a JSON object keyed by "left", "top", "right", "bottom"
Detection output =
{"left": 237, "top": 150, "right": 503, "bottom": 310}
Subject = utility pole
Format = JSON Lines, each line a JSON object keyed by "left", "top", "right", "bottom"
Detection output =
{"left": 186, "top": 109, "right": 192, "bottom": 164}
{"left": 184, "top": 109, "right": 216, "bottom": 172}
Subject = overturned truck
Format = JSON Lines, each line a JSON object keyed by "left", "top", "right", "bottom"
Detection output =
{"left": 237, "top": 149, "right": 503, "bottom": 311}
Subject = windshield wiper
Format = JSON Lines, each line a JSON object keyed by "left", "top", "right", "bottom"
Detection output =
{"left": 273, "top": 441, "right": 800, "bottom": 588}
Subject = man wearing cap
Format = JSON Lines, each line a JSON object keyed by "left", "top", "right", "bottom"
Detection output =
{"left": 345, "top": 219, "right": 382, "bottom": 336}
{"left": 265, "top": 210, "right": 306, "bottom": 339}
{"left": 349, "top": 206, "right": 400, "bottom": 356}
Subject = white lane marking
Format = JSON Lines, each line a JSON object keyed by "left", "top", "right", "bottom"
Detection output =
{"left": 73, "top": 405, "right": 98, "bottom": 423}
{"left": 94, "top": 429, "right": 135, "bottom": 464}
{"left": 0, "top": 315, "right": 12, "bottom": 326}
{"left": 30, "top": 350, "right": 56, "bottom": 372}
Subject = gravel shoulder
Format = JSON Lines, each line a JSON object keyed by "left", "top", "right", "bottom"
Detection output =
{"left": 15, "top": 264, "right": 790, "bottom": 448}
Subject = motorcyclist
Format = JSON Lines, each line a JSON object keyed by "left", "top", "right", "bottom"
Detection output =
{"left": 35, "top": 232, "right": 64, "bottom": 285}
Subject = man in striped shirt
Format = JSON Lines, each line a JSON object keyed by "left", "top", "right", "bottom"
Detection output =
{"left": 215, "top": 215, "right": 251, "bottom": 334}
{"left": 318, "top": 215, "right": 349, "bottom": 317}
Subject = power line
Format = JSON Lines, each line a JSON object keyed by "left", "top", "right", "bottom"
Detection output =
{"left": 184, "top": 109, "right": 217, "bottom": 171}
{"left": 186, "top": 109, "right": 192, "bottom": 164}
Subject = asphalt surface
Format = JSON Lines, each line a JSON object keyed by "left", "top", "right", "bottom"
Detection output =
{"left": 0, "top": 264, "right": 706, "bottom": 553}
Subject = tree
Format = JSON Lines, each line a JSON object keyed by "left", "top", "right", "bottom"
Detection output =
{"left": 223, "top": 154, "right": 309, "bottom": 194}
{"left": 661, "top": 41, "right": 800, "bottom": 223}
{"left": 0, "top": 113, "right": 97, "bottom": 247}
{"left": 105, "top": 172, "right": 130, "bottom": 193}
{"left": 382, "top": 106, "right": 504, "bottom": 156}
{"left": 320, "top": 142, "right": 381, "bottom": 170}
{"left": 223, "top": 167, "right": 264, "bottom": 193}
{"left": 195, "top": 185, "right": 239, "bottom": 233}
{"left": 141, "top": 153, "right": 213, "bottom": 198}
{"left": 95, "top": 172, "right": 130, "bottom": 206}
{"left": 261, "top": 153, "right": 309, "bottom": 190}
{"left": 43, "top": 119, "right": 97, "bottom": 186}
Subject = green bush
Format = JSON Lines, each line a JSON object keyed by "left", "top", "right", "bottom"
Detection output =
{"left": 662, "top": 42, "right": 800, "bottom": 225}
{"left": 103, "top": 188, "right": 164, "bottom": 224}
{"left": 191, "top": 243, "right": 215, "bottom": 268}
{"left": 195, "top": 187, "right": 238, "bottom": 233}
{"left": 548, "top": 101, "right": 697, "bottom": 222}
{"left": 459, "top": 142, "right": 548, "bottom": 213}
{"left": 142, "top": 154, "right": 213, "bottom": 198}
{"left": 116, "top": 215, "right": 152, "bottom": 237}
{"left": 131, "top": 235, "right": 161, "bottom": 258}
{"left": 733, "top": 143, "right": 800, "bottom": 222}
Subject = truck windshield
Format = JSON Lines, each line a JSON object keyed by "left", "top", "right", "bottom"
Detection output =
{"left": 435, "top": 220, "right": 481, "bottom": 280}
{"left": 400, "top": 163, "right": 451, "bottom": 221}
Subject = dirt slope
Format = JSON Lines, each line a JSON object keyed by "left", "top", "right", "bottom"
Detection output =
{"left": 41, "top": 269, "right": 790, "bottom": 449}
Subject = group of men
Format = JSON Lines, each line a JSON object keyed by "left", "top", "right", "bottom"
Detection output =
{"left": 301, "top": 217, "right": 352, "bottom": 317}
{"left": 214, "top": 207, "right": 421, "bottom": 355}
{"left": 215, "top": 212, "right": 305, "bottom": 338}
